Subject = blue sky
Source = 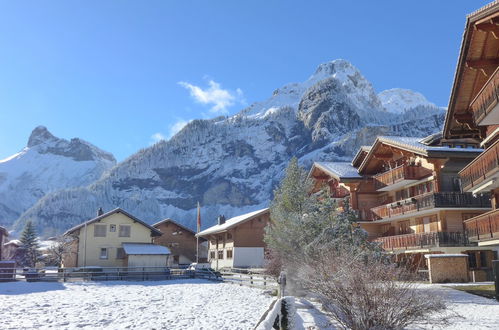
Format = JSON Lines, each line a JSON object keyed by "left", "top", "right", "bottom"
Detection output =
{"left": 0, "top": 1, "right": 491, "bottom": 161}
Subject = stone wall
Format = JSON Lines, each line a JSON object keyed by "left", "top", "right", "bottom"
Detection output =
{"left": 425, "top": 254, "right": 469, "bottom": 283}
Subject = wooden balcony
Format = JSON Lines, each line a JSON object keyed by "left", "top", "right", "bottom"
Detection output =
{"left": 459, "top": 139, "right": 499, "bottom": 192}
{"left": 375, "top": 231, "right": 472, "bottom": 250}
{"left": 373, "top": 164, "right": 431, "bottom": 191}
{"left": 469, "top": 66, "right": 499, "bottom": 126}
{"left": 370, "top": 192, "right": 491, "bottom": 220}
{"left": 464, "top": 209, "right": 499, "bottom": 243}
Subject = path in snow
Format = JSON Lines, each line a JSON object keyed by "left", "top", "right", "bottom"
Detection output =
{"left": 0, "top": 279, "right": 274, "bottom": 329}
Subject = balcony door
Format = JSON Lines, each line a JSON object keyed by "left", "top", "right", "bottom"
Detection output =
{"left": 423, "top": 216, "right": 438, "bottom": 232}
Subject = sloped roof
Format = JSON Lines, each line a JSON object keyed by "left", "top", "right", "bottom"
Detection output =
{"left": 122, "top": 243, "right": 170, "bottom": 255}
{"left": 63, "top": 208, "right": 163, "bottom": 237}
{"left": 313, "top": 162, "right": 361, "bottom": 179}
{"left": 351, "top": 146, "right": 371, "bottom": 167}
{"left": 4, "top": 239, "right": 20, "bottom": 246}
{"left": 443, "top": 1, "right": 499, "bottom": 138}
{"left": 152, "top": 218, "right": 196, "bottom": 235}
{"left": 377, "top": 136, "right": 483, "bottom": 154}
{"left": 358, "top": 135, "right": 483, "bottom": 173}
{"left": 196, "top": 208, "right": 269, "bottom": 237}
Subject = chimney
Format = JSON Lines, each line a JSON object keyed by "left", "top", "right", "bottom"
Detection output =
{"left": 97, "top": 207, "right": 104, "bottom": 216}
{"left": 217, "top": 215, "right": 226, "bottom": 225}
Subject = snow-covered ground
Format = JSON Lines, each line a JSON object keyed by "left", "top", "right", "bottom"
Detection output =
{"left": 292, "top": 284, "right": 499, "bottom": 330}
{"left": 0, "top": 279, "right": 274, "bottom": 329}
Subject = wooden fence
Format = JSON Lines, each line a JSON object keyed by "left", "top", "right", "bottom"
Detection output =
{"left": 219, "top": 271, "right": 278, "bottom": 290}
{"left": 3, "top": 266, "right": 278, "bottom": 290}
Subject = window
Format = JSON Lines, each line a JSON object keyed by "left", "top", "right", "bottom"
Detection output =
{"left": 217, "top": 250, "right": 224, "bottom": 260}
{"left": 479, "top": 251, "right": 488, "bottom": 268}
{"left": 94, "top": 224, "right": 106, "bottom": 237}
{"left": 227, "top": 232, "right": 232, "bottom": 240}
{"left": 110, "top": 224, "right": 116, "bottom": 232}
{"left": 468, "top": 252, "right": 477, "bottom": 269}
{"left": 173, "top": 255, "right": 179, "bottom": 263}
{"left": 226, "top": 249, "right": 233, "bottom": 259}
{"left": 116, "top": 248, "right": 125, "bottom": 259}
{"left": 100, "top": 248, "right": 108, "bottom": 259}
{"left": 119, "top": 225, "right": 131, "bottom": 237}
{"left": 209, "top": 251, "right": 216, "bottom": 260}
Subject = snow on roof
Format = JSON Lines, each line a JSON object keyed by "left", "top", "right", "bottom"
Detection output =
{"left": 314, "top": 162, "right": 361, "bottom": 179}
{"left": 378, "top": 136, "right": 483, "bottom": 154}
{"left": 197, "top": 208, "right": 269, "bottom": 237}
{"left": 122, "top": 243, "right": 170, "bottom": 255}
{"left": 425, "top": 254, "right": 468, "bottom": 258}
{"left": 4, "top": 239, "right": 21, "bottom": 246}
{"left": 64, "top": 208, "right": 163, "bottom": 237}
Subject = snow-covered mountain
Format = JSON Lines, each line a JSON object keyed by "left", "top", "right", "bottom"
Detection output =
{"left": 0, "top": 126, "right": 116, "bottom": 229}
{"left": 378, "top": 88, "right": 440, "bottom": 114}
{"left": 13, "top": 60, "right": 446, "bottom": 236}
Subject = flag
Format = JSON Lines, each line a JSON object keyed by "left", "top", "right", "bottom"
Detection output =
{"left": 197, "top": 202, "right": 201, "bottom": 233}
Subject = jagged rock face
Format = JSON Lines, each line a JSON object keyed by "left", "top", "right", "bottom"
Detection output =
{"left": 0, "top": 126, "right": 116, "bottom": 228}
{"left": 13, "top": 60, "right": 446, "bottom": 237}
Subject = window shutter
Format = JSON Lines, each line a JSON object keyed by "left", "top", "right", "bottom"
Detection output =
{"left": 119, "top": 225, "right": 131, "bottom": 237}
{"left": 94, "top": 224, "right": 106, "bottom": 237}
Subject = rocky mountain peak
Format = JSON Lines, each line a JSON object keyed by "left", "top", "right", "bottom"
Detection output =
{"left": 27, "top": 126, "right": 58, "bottom": 147}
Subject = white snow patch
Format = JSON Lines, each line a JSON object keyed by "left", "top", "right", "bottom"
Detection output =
{"left": 0, "top": 279, "right": 273, "bottom": 329}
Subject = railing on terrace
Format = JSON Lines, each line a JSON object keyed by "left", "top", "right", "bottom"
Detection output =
{"left": 459, "top": 139, "right": 499, "bottom": 192}
{"left": 370, "top": 192, "right": 491, "bottom": 219}
{"left": 374, "top": 231, "right": 472, "bottom": 250}
{"left": 464, "top": 209, "right": 499, "bottom": 242}
{"left": 373, "top": 164, "right": 431, "bottom": 190}
{"left": 469, "top": 66, "right": 499, "bottom": 125}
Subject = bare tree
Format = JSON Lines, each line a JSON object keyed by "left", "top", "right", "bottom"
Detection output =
{"left": 46, "top": 235, "right": 76, "bottom": 267}
{"left": 296, "top": 250, "right": 449, "bottom": 330}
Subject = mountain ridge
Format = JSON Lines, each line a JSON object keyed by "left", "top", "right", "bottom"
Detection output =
{"left": 10, "top": 59, "right": 446, "bottom": 237}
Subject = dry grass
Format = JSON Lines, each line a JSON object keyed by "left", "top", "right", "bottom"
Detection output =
{"left": 451, "top": 284, "right": 497, "bottom": 299}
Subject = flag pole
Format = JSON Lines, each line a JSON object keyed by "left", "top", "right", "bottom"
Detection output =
{"left": 196, "top": 202, "right": 200, "bottom": 263}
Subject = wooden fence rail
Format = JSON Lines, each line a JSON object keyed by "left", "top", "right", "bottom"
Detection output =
{"left": 2, "top": 266, "right": 278, "bottom": 291}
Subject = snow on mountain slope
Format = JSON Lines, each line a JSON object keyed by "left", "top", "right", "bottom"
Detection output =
{"left": 378, "top": 88, "right": 440, "bottom": 114}
{"left": 14, "top": 60, "right": 446, "bottom": 236}
{"left": 0, "top": 126, "right": 116, "bottom": 228}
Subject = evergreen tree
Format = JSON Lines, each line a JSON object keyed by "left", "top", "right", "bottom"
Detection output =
{"left": 17, "top": 221, "right": 41, "bottom": 267}
{"left": 265, "top": 157, "right": 379, "bottom": 272}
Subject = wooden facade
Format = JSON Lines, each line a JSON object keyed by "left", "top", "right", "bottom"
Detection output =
{"left": 309, "top": 135, "right": 496, "bottom": 274}
{"left": 441, "top": 1, "right": 499, "bottom": 247}
{"left": 0, "top": 226, "right": 8, "bottom": 260}
{"left": 152, "top": 219, "right": 207, "bottom": 266}
{"left": 196, "top": 209, "right": 270, "bottom": 270}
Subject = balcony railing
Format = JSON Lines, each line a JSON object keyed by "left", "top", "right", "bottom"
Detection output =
{"left": 464, "top": 209, "right": 499, "bottom": 242}
{"left": 373, "top": 164, "right": 431, "bottom": 190}
{"left": 469, "top": 66, "right": 499, "bottom": 125}
{"left": 371, "top": 192, "right": 491, "bottom": 220}
{"left": 375, "top": 231, "right": 472, "bottom": 250}
{"left": 459, "top": 139, "right": 499, "bottom": 192}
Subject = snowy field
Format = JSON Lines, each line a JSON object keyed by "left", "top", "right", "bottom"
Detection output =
{"left": 0, "top": 279, "right": 274, "bottom": 329}
{"left": 293, "top": 284, "right": 499, "bottom": 330}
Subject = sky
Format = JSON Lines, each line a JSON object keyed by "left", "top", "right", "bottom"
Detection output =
{"left": 0, "top": 0, "right": 492, "bottom": 161}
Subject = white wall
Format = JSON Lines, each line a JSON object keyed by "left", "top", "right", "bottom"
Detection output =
{"left": 127, "top": 255, "right": 167, "bottom": 268}
{"left": 233, "top": 247, "right": 264, "bottom": 268}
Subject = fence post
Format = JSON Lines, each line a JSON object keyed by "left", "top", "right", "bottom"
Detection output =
{"left": 493, "top": 260, "right": 499, "bottom": 302}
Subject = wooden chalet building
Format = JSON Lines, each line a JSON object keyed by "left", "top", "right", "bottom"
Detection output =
{"left": 443, "top": 1, "right": 499, "bottom": 249}
{"left": 309, "top": 135, "right": 495, "bottom": 276}
{"left": 196, "top": 208, "right": 270, "bottom": 270}
{"left": 152, "top": 218, "right": 207, "bottom": 266}
{"left": 0, "top": 226, "right": 8, "bottom": 260}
